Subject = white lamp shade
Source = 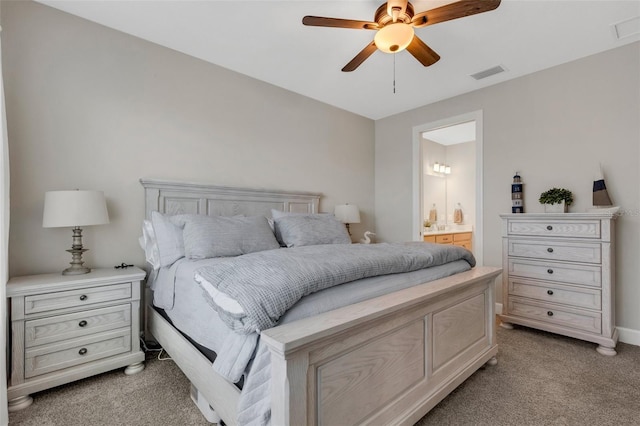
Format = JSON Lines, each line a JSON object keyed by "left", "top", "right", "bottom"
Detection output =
{"left": 374, "top": 23, "right": 414, "bottom": 53}
{"left": 43, "top": 190, "right": 110, "bottom": 228}
{"left": 334, "top": 204, "right": 361, "bottom": 224}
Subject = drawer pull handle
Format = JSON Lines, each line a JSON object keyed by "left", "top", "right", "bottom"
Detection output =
{"left": 547, "top": 269, "right": 554, "bottom": 274}
{"left": 79, "top": 295, "right": 88, "bottom": 301}
{"left": 547, "top": 311, "right": 554, "bottom": 317}
{"left": 546, "top": 225, "right": 553, "bottom": 231}
{"left": 547, "top": 247, "right": 554, "bottom": 253}
{"left": 78, "top": 348, "right": 88, "bottom": 355}
{"left": 78, "top": 320, "right": 88, "bottom": 327}
{"left": 547, "top": 290, "right": 554, "bottom": 295}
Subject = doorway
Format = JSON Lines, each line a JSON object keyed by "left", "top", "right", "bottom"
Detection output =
{"left": 412, "top": 111, "right": 484, "bottom": 265}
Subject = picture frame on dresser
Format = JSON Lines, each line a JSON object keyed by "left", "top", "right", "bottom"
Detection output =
{"left": 499, "top": 212, "right": 617, "bottom": 356}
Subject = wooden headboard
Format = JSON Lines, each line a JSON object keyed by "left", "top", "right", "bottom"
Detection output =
{"left": 140, "top": 178, "right": 321, "bottom": 219}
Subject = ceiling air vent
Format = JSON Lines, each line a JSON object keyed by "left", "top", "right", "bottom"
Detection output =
{"left": 470, "top": 65, "right": 506, "bottom": 81}
{"left": 612, "top": 16, "right": 640, "bottom": 40}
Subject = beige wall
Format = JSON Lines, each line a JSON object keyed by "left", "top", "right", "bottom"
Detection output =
{"left": 375, "top": 42, "right": 640, "bottom": 335}
{"left": 3, "top": 1, "right": 639, "bottom": 340}
{"left": 1, "top": 1, "right": 375, "bottom": 277}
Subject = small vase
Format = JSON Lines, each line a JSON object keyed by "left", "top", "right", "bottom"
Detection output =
{"left": 544, "top": 201, "right": 567, "bottom": 213}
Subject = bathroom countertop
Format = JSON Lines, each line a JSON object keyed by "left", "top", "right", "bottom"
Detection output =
{"left": 423, "top": 226, "right": 472, "bottom": 236}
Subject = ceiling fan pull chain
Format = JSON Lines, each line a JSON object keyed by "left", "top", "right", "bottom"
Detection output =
{"left": 393, "top": 53, "right": 396, "bottom": 94}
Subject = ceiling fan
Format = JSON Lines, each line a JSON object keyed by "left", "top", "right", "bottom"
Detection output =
{"left": 302, "top": 0, "right": 501, "bottom": 72}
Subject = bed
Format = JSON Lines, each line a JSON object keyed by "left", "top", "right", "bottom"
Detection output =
{"left": 140, "top": 178, "right": 501, "bottom": 426}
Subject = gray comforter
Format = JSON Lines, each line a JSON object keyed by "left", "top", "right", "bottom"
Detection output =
{"left": 195, "top": 242, "right": 475, "bottom": 334}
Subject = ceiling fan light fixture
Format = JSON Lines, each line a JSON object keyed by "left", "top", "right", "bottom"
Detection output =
{"left": 374, "top": 23, "right": 414, "bottom": 53}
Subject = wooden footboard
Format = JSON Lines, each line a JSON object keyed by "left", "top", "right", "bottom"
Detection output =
{"left": 262, "top": 266, "right": 501, "bottom": 426}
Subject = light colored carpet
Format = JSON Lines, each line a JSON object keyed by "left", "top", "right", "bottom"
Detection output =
{"left": 9, "top": 324, "right": 640, "bottom": 425}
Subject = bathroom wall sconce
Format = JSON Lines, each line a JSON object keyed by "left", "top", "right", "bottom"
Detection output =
{"left": 433, "top": 162, "right": 452, "bottom": 174}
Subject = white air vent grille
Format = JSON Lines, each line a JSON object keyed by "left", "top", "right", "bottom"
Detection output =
{"left": 613, "top": 16, "right": 640, "bottom": 40}
{"left": 470, "top": 65, "right": 506, "bottom": 80}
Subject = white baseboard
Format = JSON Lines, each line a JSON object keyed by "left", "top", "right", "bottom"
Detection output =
{"left": 495, "top": 302, "right": 639, "bottom": 347}
{"left": 618, "top": 327, "right": 640, "bottom": 347}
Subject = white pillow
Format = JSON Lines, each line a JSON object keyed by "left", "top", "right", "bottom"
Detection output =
{"left": 150, "top": 211, "right": 186, "bottom": 267}
{"left": 139, "top": 219, "right": 161, "bottom": 270}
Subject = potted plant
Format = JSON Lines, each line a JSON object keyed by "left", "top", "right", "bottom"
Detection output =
{"left": 539, "top": 187, "right": 573, "bottom": 213}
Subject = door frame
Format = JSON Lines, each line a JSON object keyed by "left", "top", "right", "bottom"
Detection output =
{"left": 411, "top": 110, "right": 484, "bottom": 266}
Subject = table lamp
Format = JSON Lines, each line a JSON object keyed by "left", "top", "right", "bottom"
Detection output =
{"left": 43, "top": 190, "right": 110, "bottom": 275}
{"left": 334, "top": 204, "right": 360, "bottom": 235}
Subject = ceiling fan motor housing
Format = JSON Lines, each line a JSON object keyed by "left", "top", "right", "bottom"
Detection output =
{"left": 375, "top": 2, "right": 415, "bottom": 26}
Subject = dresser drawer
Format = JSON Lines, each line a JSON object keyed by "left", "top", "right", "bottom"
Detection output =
{"left": 508, "top": 278, "right": 601, "bottom": 310}
{"left": 436, "top": 234, "right": 453, "bottom": 244}
{"left": 506, "top": 220, "right": 601, "bottom": 239}
{"left": 508, "top": 258, "right": 601, "bottom": 288}
{"left": 507, "top": 239, "right": 602, "bottom": 263}
{"left": 454, "top": 241, "right": 472, "bottom": 250}
{"left": 453, "top": 232, "right": 471, "bottom": 242}
{"left": 508, "top": 297, "right": 601, "bottom": 334}
{"left": 25, "top": 304, "right": 131, "bottom": 348}
{"left": 24, "top": 283, "right": 132, "bottom": 315}
{"left": 24, "top": 329, "right": 131, "bottom": 378}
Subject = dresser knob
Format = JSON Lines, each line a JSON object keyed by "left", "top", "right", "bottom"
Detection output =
{"left": 547, "top": 290, "right": 554, "bottom": 295}
{"left": 78, "top": 320, "right": 87, "bottom": 327}
{"left": 547, "top": 269, "right": 554, "bottom": 274}
{"left": 79, "top": 295, "right": 87, "bottom": 301}
{"left": 547, "top": 247, "right": 554, "bottom": 253}
{"left": 78, "top": 348, "right": 88, "bottom": 355}
{"left": 546, "top": 225, "right": 553, "bottom": 231}
{"left": 547, "top": 311, "right": 554, "bottom": 317}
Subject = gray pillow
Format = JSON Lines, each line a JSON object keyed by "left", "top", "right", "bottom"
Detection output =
{"left": 172, "top": 214, "right": 280, "bottom": 259}
{"left": 271, "top": 209, "right": 306, "bottom": 245}
{"left": 274, "top": 214, "right": 351, "bottom": 247}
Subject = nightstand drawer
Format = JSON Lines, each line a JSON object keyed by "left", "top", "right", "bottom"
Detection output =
{"left": 508, "top": 258, "right": 602, "bottom": 288}
{"left": 508, "top": 297, "right": 601, "bottom": 334}
{"left": 506, "top": 220, "right": 601, "bottom": 239}
{"left": 508, "top": 239, "right": 601, "bottom": 263}
{"left": 24, "top": 283, "right": 132, "bottom": 314}
{"left": 508, "top": 278, "right": 601, "bottom": 310}
{"left": 25, "top": 304, "right": 131, "bottom": 348}
{"left": 24, "top": 329, "right": 131, "bottom": 378}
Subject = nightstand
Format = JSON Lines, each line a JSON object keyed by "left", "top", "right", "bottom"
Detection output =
{"left": 7, "top": 267, "right": 146, "bottom": 411}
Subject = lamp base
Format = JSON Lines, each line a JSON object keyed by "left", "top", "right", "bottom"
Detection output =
{"left": 62, "top": 226, "right": 91, "bottom": 276}
{"left": 62, "top": 266, "right": 91, "bottom": 276}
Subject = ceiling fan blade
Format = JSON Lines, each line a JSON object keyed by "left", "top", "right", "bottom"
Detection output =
{"left": 303, "top": 16, "right": 379, "bottom": 30}
{"left": 406, "top": 36, "right": 441, "bottom": 67}
{"left": 411, "top": 0, "right": 501, "bottom": 28}
{"left": 342, "top": 41, "right": 378, "bottom": 72}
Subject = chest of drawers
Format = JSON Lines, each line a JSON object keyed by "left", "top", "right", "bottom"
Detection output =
{"left": 499, "top": 213, "right": 617, "bottom": 355}
{"left": 7, "top": 268, "right": 146, "bottom": 411}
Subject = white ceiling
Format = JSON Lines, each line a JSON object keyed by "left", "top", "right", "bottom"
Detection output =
{"left": 422, "top": 120, "right": 476, "bottom": 145}
{"left": 36, "top": 0, "right": 640, "bottom": 120}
